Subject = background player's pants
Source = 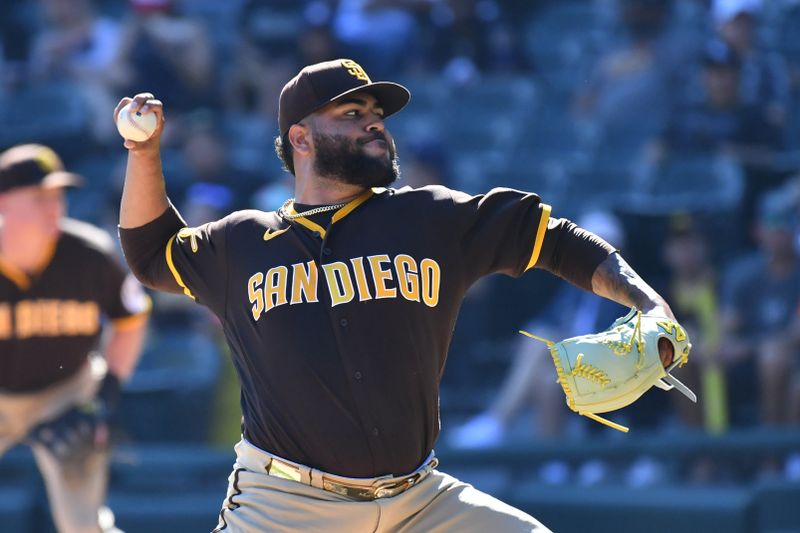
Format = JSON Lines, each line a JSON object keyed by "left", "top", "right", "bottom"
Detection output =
{"left": 0, "top": 358, "right": 112, "bottom": 533}
{"left": 214, "top": 438, "right": 552, "bottom": 533}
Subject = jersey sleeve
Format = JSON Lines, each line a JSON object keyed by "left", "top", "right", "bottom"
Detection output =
{"left": 449, "top": 187, "right": 551, "bottom": 281}
{"left": 165, "top": 218, "right": 229, "bottom": 315}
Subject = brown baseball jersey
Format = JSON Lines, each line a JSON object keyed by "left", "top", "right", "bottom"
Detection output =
{"left": 127, "top": 185, "right": 550, "bottom": 477}
{"left": 0, "top": 218, "right": 150, "bottom": 392}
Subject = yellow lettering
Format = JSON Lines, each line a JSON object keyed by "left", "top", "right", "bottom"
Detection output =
{"left": 368, "top": 254, "right": 396, "bottom": 299}
{"left": 78, "top": 302, "right": 99, "bottom": 335}
{"left": 0, "top": 304, "right": 10, "bottom": 339}
{"left": 41, "top": 301, "right": 59, "bottom": 336}
{"left": 29, "top": 301, "right": 44, "bottom": 336}
{"left": 341, "top": 59, "right": 370, "bottom": 82}
{"left": 15, "top": 301, "right": 33, "bottom": 338}
{"left": 60, "top": 301, "right": 80, "bottom": 335}
{"left": 322, "top": 262, "right": 355, "bottom": 307}
{"left": 394, "top": 255, "right": 420, "bottom": 302}
{"left": 248, "top": 272, "right": 264, "bottom": 321}
{"left": 291, "top": 261, "right": 319, "bottom": 304}
{"left": 243, "top": 254, "right": 439, "bottom": 314}
{"left": 350, "top": 257, "right": 373, "bottom": 302}
{"left": 264, "top": 266, "right": 289, "bottom": 313}
{"left": 657, "top": 320, "right": 686, "bottom": 342}
{"left": 420, "top": 259, "right": 441, "bottom": 307}
{"left": 54, "top": 301, "right": 66, "bottom": 334}
{"left": 13, "top": 300, "right": 98, "bottom": 337}
{"left": 66, "top": 300, "right": 85, "bottom": 335}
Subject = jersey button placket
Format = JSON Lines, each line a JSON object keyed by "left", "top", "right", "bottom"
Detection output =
{"left": 339, "top": 318, "right": 348, "bottom": 327}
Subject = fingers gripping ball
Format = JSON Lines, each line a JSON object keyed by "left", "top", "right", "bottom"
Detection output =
{"left": 520, "top": 308, "right": 696, "bottom": 432}
{"left": 116, "top": 102, "right": 157, "bottom": 142}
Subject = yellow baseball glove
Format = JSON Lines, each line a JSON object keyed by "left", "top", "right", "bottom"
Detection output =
{"left": 520, "top": 307, "right": 695, "bottom": 432}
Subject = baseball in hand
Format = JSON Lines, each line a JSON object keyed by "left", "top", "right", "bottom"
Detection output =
{"left": 116, "top": 102, "right": 157, "bottom": 142}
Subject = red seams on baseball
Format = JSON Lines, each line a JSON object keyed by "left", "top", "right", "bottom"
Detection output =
{"left": 116, "top": 103, "right": 157, "bottom": 141}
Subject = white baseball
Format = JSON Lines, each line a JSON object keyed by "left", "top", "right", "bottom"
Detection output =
{"left": 116, "top": 102, "right": 158, "bottom": 142}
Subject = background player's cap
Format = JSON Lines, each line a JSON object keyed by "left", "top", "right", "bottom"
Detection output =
{"left": 279, "top": 58, "right": 411, "bottom": 136}
{"left": 0, "top": 144, "right": 83, "bottom": 194}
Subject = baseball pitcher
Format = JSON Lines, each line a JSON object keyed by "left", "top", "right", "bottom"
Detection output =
{"left": 116, "top": 59, "right": 692, "bottom": 532}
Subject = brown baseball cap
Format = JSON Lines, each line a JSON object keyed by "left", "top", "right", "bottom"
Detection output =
{"left": 0, "top": 144, "right": 83, "bottom": 194}
{"left": 278, "top": 58, "right": 411, "bottom": 136}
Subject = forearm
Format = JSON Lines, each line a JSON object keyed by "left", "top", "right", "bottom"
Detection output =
{"left": 120, "top": 148, "right": 170, "bottom": 228}
{"left": 103, "top": 321, "right": 148, "bottom": 381}
{"left": 591, "top": 252, "right": 674, "bottom": 318}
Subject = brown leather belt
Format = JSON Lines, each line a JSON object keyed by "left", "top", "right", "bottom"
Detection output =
{"left": 264, "top": 452, "right": 439, "bottom": 501}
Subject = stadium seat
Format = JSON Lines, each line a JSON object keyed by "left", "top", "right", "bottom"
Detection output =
{"left": 510, "top": 485, "right": 755, "bottom": 533}
{"left": 110, "top": 444, "right": 233, "bottom": 495}
{"left": 120, "top": 331, "right": 223, "bottom": 442}
{"left": 0, "top": 487, "right": 38, "bottom": 533}
{"left": 109, "top": 491, "right": 224, "bottom": 533}
{"left": 754, "top": 480, "right": 800, "bottom": 533}
{"left": 0, "top": 82, "right": 89, "bottom": 153}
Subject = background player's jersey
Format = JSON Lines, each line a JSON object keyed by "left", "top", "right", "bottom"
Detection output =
{"left": 0, "top": 218, "right": 150, "bottom": 392}
{"left": 164, "top": 185, "right": 549, "bottom": 477}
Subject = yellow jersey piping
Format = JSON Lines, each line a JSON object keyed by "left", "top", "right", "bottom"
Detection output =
{"left": 288, "top": 188, "right": 375, "bottom": 237}
{"left": 111, "top": 305, "right": 151, "bottom": 331}
{"left": 165, "top": 231, "right": 196, "bottom": 300}
{"left": 525, "top": 203, "right": 551, "bottom": 271}
{"left": 0, "top": 257, "right": 30, "bottom": 290}
{"left": 332, "top": 189, "right": 374, "bottom": 223}
{"left": 293, "top": 217, "right": 327, "bottom": 238}
{"left": 0, "top": 236, "right": 59, "bottom": 291}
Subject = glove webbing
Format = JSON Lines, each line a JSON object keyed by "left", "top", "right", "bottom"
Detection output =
{"left": 606, "top": 311, "right": 645, "bottom": 370}
{"left": 519, "top": 329, "right": 631, "bottom": 433}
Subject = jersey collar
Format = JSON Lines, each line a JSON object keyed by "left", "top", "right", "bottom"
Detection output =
{"left": 285, "top": 188, "right": 376, "bottom": 238}
{"left": 0, "top": 237, "right": 59, "bottom": 291}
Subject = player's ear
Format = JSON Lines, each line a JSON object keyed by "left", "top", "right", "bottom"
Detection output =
{"left": 288, "top": 124, "right": 311, "bottom": 155}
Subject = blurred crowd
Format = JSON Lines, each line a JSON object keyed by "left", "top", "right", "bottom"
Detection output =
{"left": 2, "top": 0, "right": 800, "bottom": 488}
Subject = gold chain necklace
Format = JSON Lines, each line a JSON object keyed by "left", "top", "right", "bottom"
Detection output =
{"left": 279, "top": 198, "right": 347, "bottom": 220}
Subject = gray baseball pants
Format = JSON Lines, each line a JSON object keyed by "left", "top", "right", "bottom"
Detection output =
{"left": 0, "top": 358, "right": 112, "bottom": 533}
{"left": 214, "top": 438, "right": 552, "bottom": 532}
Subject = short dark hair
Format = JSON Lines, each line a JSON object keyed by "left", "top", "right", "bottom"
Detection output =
{"left": 274, "top": 133, "right": 295, "bottom": 175}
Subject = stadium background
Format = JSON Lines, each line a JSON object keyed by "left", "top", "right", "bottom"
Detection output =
{"left": 1, "top": 0, "right": 800, "bottom": 531}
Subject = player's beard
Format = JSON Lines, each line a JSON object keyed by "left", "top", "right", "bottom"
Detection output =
{"left": 312, "top": 131, "right": 400, "bottom": 188}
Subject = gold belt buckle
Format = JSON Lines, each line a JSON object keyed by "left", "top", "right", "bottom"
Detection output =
{"left": 372, "top": 480, "right": 408, "bottom": 499}
{"left": 322, "top": 480, "right": 374, "bottom": 500}
{"left": 371, "top": 472, "right": 421, "bottom": 499}
{"left": 267, "top": 458, "right": 302, "bottom": 482}
{"left": 323, "top": 456, "right": 436, "bottom": 501}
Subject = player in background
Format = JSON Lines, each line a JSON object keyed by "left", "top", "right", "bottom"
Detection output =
{"left": 0, "top": 144, "right": 150, "bottom": 533}
{"left": 116, "top": 59, "right": 676, "bottom": 532}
